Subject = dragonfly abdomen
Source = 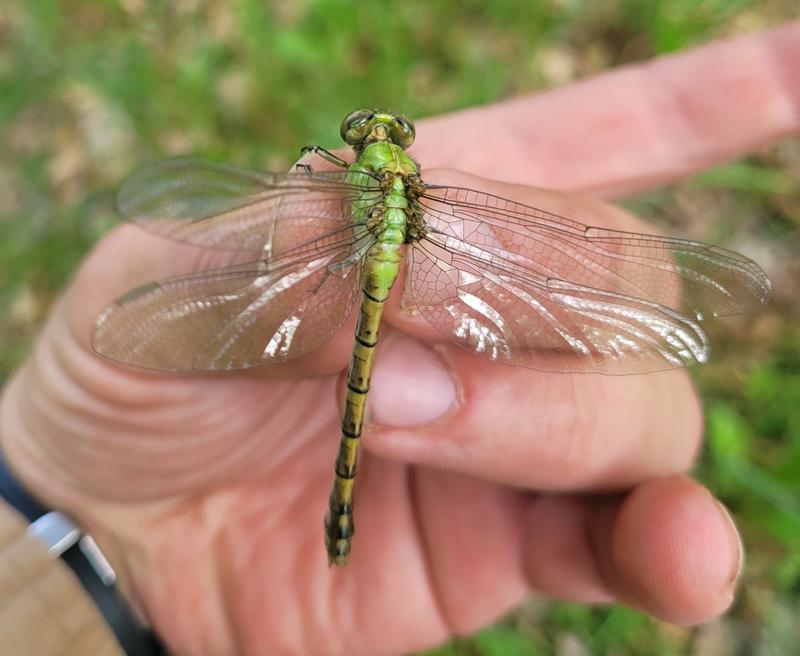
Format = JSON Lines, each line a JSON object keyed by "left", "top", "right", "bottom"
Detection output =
{"left": 325, "top": 256, "right": 398, "bottom": 565}
{"left": 324, "top": 287, "right": 381, "bottom": 565}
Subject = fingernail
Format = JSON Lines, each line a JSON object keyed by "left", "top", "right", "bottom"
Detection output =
{"left": 368, "top": 334, "right": 457, "bottom": 427}
{"left": 715, "top": 500, "right": 744, "bottom": 588}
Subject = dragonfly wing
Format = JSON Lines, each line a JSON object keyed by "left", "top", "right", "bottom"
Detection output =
{"left": 116, "top": 157, "right": 381, "bottom": 256}
{"left": 93, "top": 228, "right": 372, "bottom": 371}
{"left": 406, "top": 185, "right": 771, "bottom": 374}
{"left": 418, "top": 186, "right": 771, "bottom": 318}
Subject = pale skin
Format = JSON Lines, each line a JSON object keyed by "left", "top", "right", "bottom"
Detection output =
{"left": 1, "top": 21, "right": 798, "bottom": 656}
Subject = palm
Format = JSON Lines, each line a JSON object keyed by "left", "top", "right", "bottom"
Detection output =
{"left": 71, "top": 348, "right": 517, "bottom": 655}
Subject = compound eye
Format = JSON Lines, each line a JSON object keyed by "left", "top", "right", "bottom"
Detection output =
{"left": 393, "top": 115, "right": 415, "bottom": 148}
{"left": 340, "top": 109, "right": 374, "bottom": 145}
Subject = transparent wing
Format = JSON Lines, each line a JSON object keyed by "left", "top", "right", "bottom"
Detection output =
{"left": 116, "top": 157, "right": 381, "bottom": 257}
{"left": 93, "top": 225, "right": 373, "bottom": 371}
{"left": 406, "top": 185, "right": 771, "bottom": 374}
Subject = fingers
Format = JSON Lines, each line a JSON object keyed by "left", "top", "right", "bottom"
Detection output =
{"left": 365, "top": 333, "right": 701, "bottom": 491}
{"left": 413, "top": 21, "right": 800, "bottom": 197}
{"left": 520, "top": 495, "right": 614, "bottom": 604}
{"left": 521, "top": 476, "right": 743, "bottom": 624}
{"left": 412, "top": 469, "right": 740, "bottom": 627}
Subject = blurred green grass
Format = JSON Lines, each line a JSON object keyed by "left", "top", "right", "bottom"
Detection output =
{"left": 1, "top": 1, "right": 798, "bottom": 654}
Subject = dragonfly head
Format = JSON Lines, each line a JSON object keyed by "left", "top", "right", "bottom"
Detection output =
{"left": 340, "top": 109, "right": 415, "bottom": 151}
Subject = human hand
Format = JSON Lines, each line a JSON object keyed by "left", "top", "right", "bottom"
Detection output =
{"left": 1, "top": 22, "right": 797, "bottom": 656}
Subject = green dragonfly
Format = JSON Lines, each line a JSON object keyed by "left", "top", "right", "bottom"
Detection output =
{"left": 92, "top": 109, "right": 772, "bottom": 566}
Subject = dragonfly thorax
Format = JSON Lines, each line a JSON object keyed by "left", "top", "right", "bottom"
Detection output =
{"left": 348, "top": 140, "right": 425, "bottom": 247}
{"left": 357, "top": 141, "right": 418, "bottom": 177}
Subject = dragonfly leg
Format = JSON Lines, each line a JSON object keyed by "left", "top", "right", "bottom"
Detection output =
{"left": 301, "top": 144, "right": 349, "bottom": 168}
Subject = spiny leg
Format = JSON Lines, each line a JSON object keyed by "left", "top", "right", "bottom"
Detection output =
{"left": 301, "top": 144, "right": 350, "bottom": 169}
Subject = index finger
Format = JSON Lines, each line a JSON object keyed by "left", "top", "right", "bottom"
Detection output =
{"left": 412, "top": 21, "right": 800, "bottom": 197}
{"left": 365, "top": 170, "right": 706, "bottom": 490}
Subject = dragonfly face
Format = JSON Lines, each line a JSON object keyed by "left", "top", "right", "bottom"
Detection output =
{"left": 94, "top": 110, "right": 771, "bottom": 565}
{"left": 340, "top": 109, "right": 415, "bottom": 151}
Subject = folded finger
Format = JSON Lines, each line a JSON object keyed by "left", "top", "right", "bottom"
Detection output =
{"left": 364, "top": 333, "right": 701, "bottom": 491}
{"left": 521, "top": 476, "right": 743, "bottom": 624}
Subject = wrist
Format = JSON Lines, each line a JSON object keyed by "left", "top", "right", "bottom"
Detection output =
{"left": 0, "top": 346, "right": 149, "bottom": 625}
{"left": 0, "top": 447, "right": 166, "bottom": 654}
{"left": 0, "top": 499, "right": 127, "bottom": 654}
{"left": 2, "top": 292, "right": 239, "bottom": 654}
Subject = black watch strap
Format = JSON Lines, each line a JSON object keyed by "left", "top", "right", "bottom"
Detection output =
{"left": 0, "top": 450, "right": 167, "bottom": 655}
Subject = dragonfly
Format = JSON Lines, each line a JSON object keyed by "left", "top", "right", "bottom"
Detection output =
{"left": 92, "top": 109, "right": 772, "bottom": 566}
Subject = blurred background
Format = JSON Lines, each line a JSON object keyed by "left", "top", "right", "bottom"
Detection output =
{"left": 1, "top": 1, "right": 798, "bottom": 654}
